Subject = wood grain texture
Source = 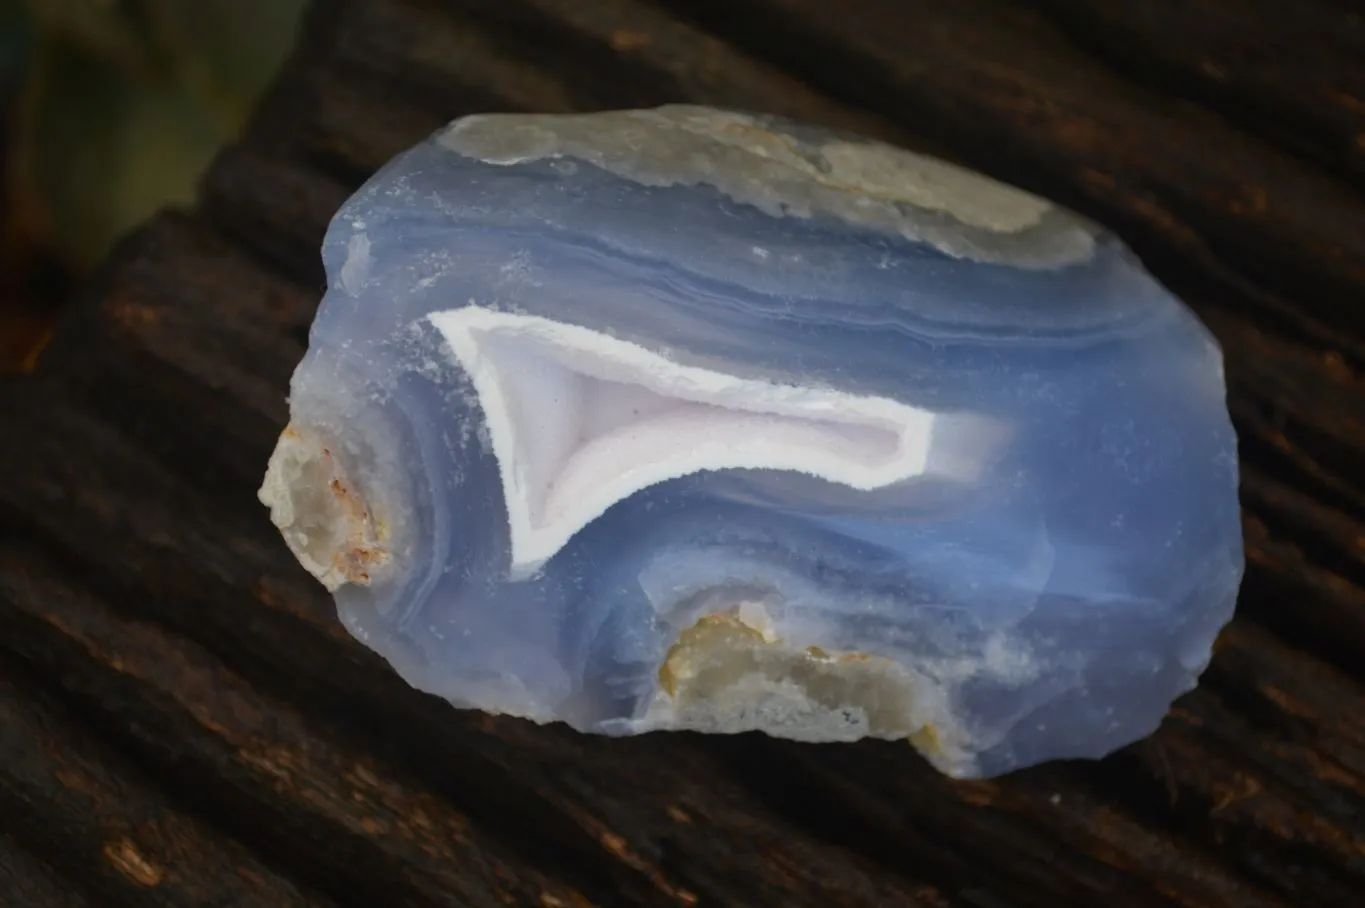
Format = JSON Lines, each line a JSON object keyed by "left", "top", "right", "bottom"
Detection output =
{"left": 3, "top": 0, "right": 1365, "bottom": 905}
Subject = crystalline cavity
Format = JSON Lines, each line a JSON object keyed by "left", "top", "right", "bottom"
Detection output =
{"left": 432, "top": 306, "right": 940, "bottom": 577}
{"left": 260, "top": 105, "right": 1244, "bottom": 778}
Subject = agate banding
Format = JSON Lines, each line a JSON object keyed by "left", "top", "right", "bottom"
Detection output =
{"left": 260, "top": 106, "right": 1244, "bottom": 778}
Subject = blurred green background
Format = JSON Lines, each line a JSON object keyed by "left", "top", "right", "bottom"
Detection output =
{"left": 0, "top": 0, "right": 307, "bottom": 370}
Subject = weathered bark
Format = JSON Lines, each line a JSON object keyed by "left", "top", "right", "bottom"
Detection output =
{"left": 3, "top": 0, "right": 1364, "bottom": 905}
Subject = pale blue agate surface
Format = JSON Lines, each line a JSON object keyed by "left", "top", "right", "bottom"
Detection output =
{"left": 263, "top": 106, "right": 1244, "bottom": 778}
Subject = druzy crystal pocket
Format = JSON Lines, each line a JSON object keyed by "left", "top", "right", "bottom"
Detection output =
{"left": 260, "top": 106, "right": 1243, "bottom": 778}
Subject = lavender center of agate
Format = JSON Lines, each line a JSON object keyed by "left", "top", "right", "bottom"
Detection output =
{"left": 258, "top": 106, "right": 1244, "bottom": 778}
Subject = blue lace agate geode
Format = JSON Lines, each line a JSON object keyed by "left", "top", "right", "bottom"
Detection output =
{"left": 259, "top": 105, "right": 1243, "bottom": 778}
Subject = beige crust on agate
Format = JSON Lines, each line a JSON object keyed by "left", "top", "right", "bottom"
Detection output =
{"left": 258, "top": 426, "right": 389, "bottom": 591}
{"left": 650, "top": 604, "right": 968, "bottom": 773}
{"left": 439, "top": 104, "right": 1099, "bottom": 268}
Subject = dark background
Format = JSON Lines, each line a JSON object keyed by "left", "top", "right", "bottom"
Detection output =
{"left": 2, "top": 2, "right": 1365, "bottom": 907}
{"left": 0, "top": 0, "right": 304, "bottom": 370}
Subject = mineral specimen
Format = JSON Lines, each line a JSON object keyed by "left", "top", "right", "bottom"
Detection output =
{"left": 259, "top": 105, "right": 1244, "bottom": 778}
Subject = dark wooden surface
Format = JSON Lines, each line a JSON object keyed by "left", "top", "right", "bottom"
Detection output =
{"left": 3, "top": 1, "right": 1365, "bottom": 905}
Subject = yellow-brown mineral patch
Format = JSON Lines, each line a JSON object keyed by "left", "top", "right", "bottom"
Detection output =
{"left": 656, "top": 607, "right": 929, "bottom": 740}
{"left": 259, "top": 426, "right": 391, "bottom": 591}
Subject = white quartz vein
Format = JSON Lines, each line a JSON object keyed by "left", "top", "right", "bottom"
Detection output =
{"left": 429, "top": 307, "right": 937, "bottom": 576}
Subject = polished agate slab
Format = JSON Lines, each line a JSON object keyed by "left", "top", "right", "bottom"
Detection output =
{"left": 259, "top": 106, "right": 1244, "bottom": 778}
